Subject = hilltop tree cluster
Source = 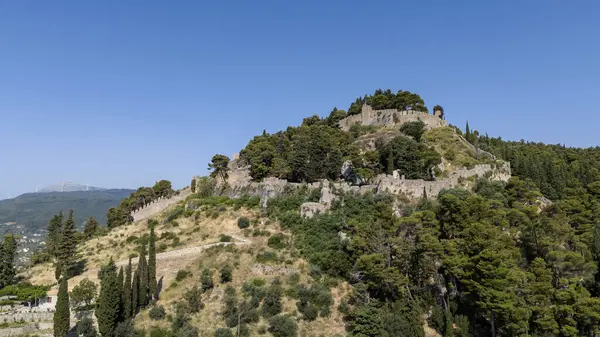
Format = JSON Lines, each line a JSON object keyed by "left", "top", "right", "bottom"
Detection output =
{"left": 237, "top": 108, "right": 440, "bottom": 183}
{"left": 347, "top": 89, "right": 429, "bottom": 115}
{"left": 106, "top": 180, "right": 173, "bottom": 229}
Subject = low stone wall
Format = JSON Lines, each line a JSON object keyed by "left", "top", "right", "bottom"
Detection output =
{"left": 0, "top": 311, "right": 53, "bottom": 323}
{"left": 131, "top": 188, "right": 192, "bottom": 222}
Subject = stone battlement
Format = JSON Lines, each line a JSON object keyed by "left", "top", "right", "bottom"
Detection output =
{"left": 338, "top": 104, "right": 448, "bottom": 131}
{"left": 131, "top": 187, "right": 192, "bottom": 222}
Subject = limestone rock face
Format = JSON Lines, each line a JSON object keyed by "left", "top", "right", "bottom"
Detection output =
{"left": 300, "top": 202, "right": 326, "bottom": 218}
{"left": 340, "top": 160, "right": 364, "bottom": 185}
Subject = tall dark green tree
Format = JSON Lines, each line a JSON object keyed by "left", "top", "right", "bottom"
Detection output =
{"left": 137, "top": 244, "right": 148, "bottom": 308}
{"left": 148, "top": 223, "right": 157, "bottom": 300}
{"left": 123, "top": 258, "right": 133, "bottom": 319}
{"left": 96, "top": 259, "right": 121, "bottom": 337}
{"left": 0, "top": 235, "right": 18, "bottom": 287}
{"left": 131, "top": 270, "right": 139, "bottom": 315}
{"left": 47, "top": 212, "right": 63, "bottom": 259}
{"left": 53, "top": 276, "right": 70, "bottom": 337}
{"left": 117, "top": 266, "right": 124, "bottom": 321}
{"left": 56, "top": 210, "right": 77, "bottom": 279}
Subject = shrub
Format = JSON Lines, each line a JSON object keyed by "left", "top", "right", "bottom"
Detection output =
{"left": 149, "top": 305, "right": 166, "bottom": 320}
{"left": 237, "top": 217, "right": 250, "bottom": 229}
{"left": 184, "top": 286, "right": 204, "bottom": 313}
{"left": 219, "top": 235, "right": 232, "bottom": 242}
{"left": 214, "top": 328, "right": 234, "bottom": 337}
{"left": 268, "top": 315, "right": 297, "bottom": 337}
{"left": 200, "top": 269, "right": 214, "bottom": 292}
{"left": 150, "top": 327, "right": 173, "bottom": 337}
{"left": 267, "top": 233, "right": 288, "bottom": 250}
{"left": 256, "top": 251, "right": 277, "bottom": 264}
{"left": 261, "top": 280, "right": 283, "bottom": 318}
{"left": 166, "top": 206, "right": 185, "bottom": 223}
{"left": 297, "top": 284, "right": 333, "bottom": 321}
{"left": 220, "top": 265, "right": 233, "bottom": 283}
{"left": 175, "top": 270, "right": 191, "bottom": 282}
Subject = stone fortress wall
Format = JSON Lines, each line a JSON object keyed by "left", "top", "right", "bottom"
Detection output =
{"left": 338, "top": 104, "right": 448, "bottom": 131}
{"left": 187, "top": 102, "right": 511, "bottom": 217}
{"left": 215, "top": 157, "right": 511, "bottom": 218}
{"left": 131, "top": 187, "right": 192, "bottom": 222}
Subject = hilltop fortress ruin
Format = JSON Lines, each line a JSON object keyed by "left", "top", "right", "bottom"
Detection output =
{"left": 190, "top": 104, "right": 511, "bottom": 217}
{"left": 339, "top": 103, "right": 448, "bottom": 131}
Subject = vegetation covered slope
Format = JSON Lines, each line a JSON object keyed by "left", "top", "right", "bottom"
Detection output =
{"left": 14, "top": 89, "right": 600, "bottom": 337}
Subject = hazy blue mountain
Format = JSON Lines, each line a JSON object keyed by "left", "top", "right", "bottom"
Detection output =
{"left": 0, "top": 189, "right": 133, "bottom": 257}
{"left": 37, "top": 182, "right": 106, "bottom": 193}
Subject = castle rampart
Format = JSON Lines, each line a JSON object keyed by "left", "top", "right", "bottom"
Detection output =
{"left": 338, "top": 104, "right": 448, "bottom": 131}
{"left": 131, "top": 187, "right": 192, "bottom": 222}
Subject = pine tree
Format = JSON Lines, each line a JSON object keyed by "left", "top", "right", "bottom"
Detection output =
{"left": 83, "top": 216, "right": 98, "bottom": 239}
{"left": 57, "top": 210, "right": 77, "bottom": 279}
{"left": 47, "top": 212, "right": 63, "bottom": 259}
{"left": 148, "top": 224, "right": 157, "bottom": 301}
{"left": 53, "top": 276, "right": 70, "bottom": 337}
{"left": 117, "top": 266, "right": 124, "bottom": 322}
{"left": 123, "top": 258, "right": 132, "bottom": 319}
{"left": 138, "top": 243, "right": 148, "bottom": 308}
{"left": 132, "top": 269, "right": 139, "bottom": 314}
{"left": 96, "top": 259, "right": 121, "bottom": 337}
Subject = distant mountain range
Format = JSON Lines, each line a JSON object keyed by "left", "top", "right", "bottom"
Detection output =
{"left": 37, "top": 182, "right": 106, "bottom": 193}
{"left": 0, "top": 188, "right": 134, "bottom": 259}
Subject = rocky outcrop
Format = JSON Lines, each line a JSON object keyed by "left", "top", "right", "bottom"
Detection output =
{"left": 300, "top": 202, "right": 327, "bottom": 218}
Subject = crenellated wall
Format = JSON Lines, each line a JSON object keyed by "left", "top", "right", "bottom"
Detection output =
{"left": 131, "top": 188, "right": 192, "bottom": 222}
{"left": 338, "top": 104, "right": 448, "bottom": 131}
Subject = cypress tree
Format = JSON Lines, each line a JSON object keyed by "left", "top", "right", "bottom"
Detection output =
{"left": 132, "top": 269, "right": 139, "bottom": 314}
{"left": 465, "top": 121, "right": 471, "bottom": 143}
{"left": 117, "top": 266, "right": 124, "bottom": 322}
{"left": 47, "top": 212, "right": 63, "bottom": 259}
{"left": 96, "top": 258, "right": 121, "bottom": 337}
{"left": 57, "top": 210, "right": 77, "bottom": 278}
{"left": 123, "top": 258, "right": 132, "bottom": 319}
{"left": 53, "top": 276, "right": 70, "bottom": 337}
{"left": 386, "top": 150, "right": 394, "bottom": 175}
{"left": 138, "top": 243, "right": 148, "bottom": 308}
{"left": 0, "top": 235, "right": 18, "bottom": 288}
{"left": 148, "top": 224, "right": 157, "bottom": 301}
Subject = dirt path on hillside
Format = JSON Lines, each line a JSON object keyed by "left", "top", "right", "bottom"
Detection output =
{"left": 66, "top": 235, "right": 251, "bottom": 290}
{"left": 115, "top": 234, "right": 251, "bottom": 266}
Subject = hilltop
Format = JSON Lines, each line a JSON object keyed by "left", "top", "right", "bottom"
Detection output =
{"left": 12, "top": 89, "right": 600, "bottom": 337}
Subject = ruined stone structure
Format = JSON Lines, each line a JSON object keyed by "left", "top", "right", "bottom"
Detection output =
{"left": 190, "top": 101, "right": 511, "bottom": 218}
{"left": 338, "top": 104, "right": 448, "bottom": 131}
{"left": 131, "top": 187, "right": 192, "bottom": 222}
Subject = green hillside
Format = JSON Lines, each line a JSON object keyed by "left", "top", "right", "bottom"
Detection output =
{"left": 0, "top": 189, "right": 134, "bottom": 235}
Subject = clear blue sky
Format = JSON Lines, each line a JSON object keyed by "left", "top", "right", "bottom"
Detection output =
{"left": 1, "top": 1, "right": 599, "bottom": 198}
